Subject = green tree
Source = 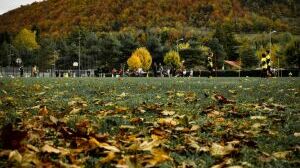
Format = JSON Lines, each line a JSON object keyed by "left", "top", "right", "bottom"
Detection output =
{"left": 13, "top": 28, "right": 39, "bottom": 51}
{"left": 118, "top": 33, "right": 139, "bottom": 64}
{"left": 164, "top": 50, "right": 181, "bottom": 69}
{"left": 285, "top": 39, "right": 300, "bottom": 68}
{"left": 0, "top": 42, "right": 10, "bottom": 67}
{"left": 207, "top": 38, "right": 226, "bottom": 69}
{"left": 238, "top": 44, "right": 259, "bottom": 68}
{"left": 213, "top": 24, "right": 239, "bottom": 61}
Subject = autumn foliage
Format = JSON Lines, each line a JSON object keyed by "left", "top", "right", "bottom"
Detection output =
{"left": 164, "top": 50, "right": 181, "bottom": 69}
{"left": 13, "top": 28, "right": 39, "bottom": 51}
{"left": 0, "top": 0, "right": 298, "bottom": 36}
{"left": 127, "top": 54, "right": 142, "bottom": 71}
{"left": 128, "top": 47, "right": 152, "bottom": 71}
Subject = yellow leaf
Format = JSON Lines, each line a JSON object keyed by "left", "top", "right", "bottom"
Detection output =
{"left": 161, "top": 110, "right": 175, "bottom": 116}
{"left": 26, "top": 144, "right": 40, "bottom": 152}
{"left": 210, "top": 143, "right": 235, "bottom": 157}
{"left": 190, "top": 125, "right": 200, "bottom": 131}
{"left": 99, "top": 152, "right": 116, "bottom": 164}
{"left": 250, "top": 116, "right": 267, "bottom": 120}
{"left": 69, "top": 108, "right": 81, "bottom": 114}
{"left": 49, "top": 115, "right": 58, "bottom": 124}
{"left": 147, "top": 149, "right": 171, "bottom": 167}
{"left": 158, "top": 118, "right": 178, "bottom": 127}
{"left": 9, "top": 150, "right": 22, "bottom": 163}
{"left": 176, "top": 92, "right": 185, "bottom": 97}
{"left": 272, "top": 151, "right": 291, "bottom": 159}
{"left": 89, "top": 138, "right": 120, "bottom": 152}
{"left": 41, "top": 144, "right": 60, "bottom": 154}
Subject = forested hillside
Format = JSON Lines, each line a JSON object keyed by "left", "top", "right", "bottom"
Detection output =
{"left": 0, "top": 0, "right": 299, "bottom": 36}
{"left": 0, "top": 0, "right": 299, "bottom": 71}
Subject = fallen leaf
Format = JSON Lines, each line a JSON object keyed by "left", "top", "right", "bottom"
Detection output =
{"left": 39, "top": 106, "right": 48, "bottom": 115}
{"left": 26, "top": 144, "right": 39, "bottom": 152}
{"left": 9, "top": 150, "right": 22, "bottom": 163}
{"left": 161, "top": 110, "right": 175, "bottom": 116}
{"left": 210, "top": 143, "right": 235, "bottom": 157}
{"left": 272, "top": 151, "right": 291, "bottom": 159}
{"left": 190, "top": 125, "right": 200, "bottom": 131}
{"left": 89, "top": 138, "right": 120, "bottom": 152}
{"left": 69, "top": 108, "right": 81, "bottom": 114}
{"left": 250, "top": 116, "right": 267, "bottom": 120}
{"left": 146, "top": 149, "right": 171, "bottom": 167}
{"left": 99, "top": 152, "right": 116, "bottom": 164}
{"left": 49, "top": 115, "right": 58, "bottom": 124}
{"left": 41, "top": 144, "right": 60, "bottom": 154}
{"left": 158, "top": 118, "right": 178, "bottom": 127}
{"left": 176, "top": 92, "right": 185, "bottom": 97}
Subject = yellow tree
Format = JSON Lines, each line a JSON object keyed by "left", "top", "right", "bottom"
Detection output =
{"left": 13, "top": 28, "right": 39, "bottom": 51}
{"left": 127, "top": 54, "right": 142, "bottom": 71}
{"left": 164, "top": 50, "right": 181, "bottom": 69}
{"left": 131, "top": 47, "right": 152, "bottom": 71}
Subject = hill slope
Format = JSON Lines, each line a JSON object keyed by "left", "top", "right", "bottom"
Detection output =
{"left": 0, "top": 0, "right": 299, "bottom": 36}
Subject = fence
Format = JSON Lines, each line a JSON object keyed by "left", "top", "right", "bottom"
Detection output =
{"left": 0, "top": 66, "right": 299, "bottom": 78}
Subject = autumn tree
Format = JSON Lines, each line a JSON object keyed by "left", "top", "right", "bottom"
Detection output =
{"left": 164, "top": 50, "right": 181, "bottom": 69}
{"left": 127, "top": 54, "right": 142, "bottom": 71}
{"left": 131, "top": 47, "right": 152, "bottom": 71}
{"left": 13, "top": 28, "right": 39, "bottom": 51}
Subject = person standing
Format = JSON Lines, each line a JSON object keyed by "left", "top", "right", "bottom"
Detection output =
{"left": 261, "top": 53, "right": 268, "bottom": 78}
{"left": 207, "top": 52, "right": 214, "bottom": 78}
{"left": 19, "top": 66, "right": 24, "bottom": 77}
{"left": 189, "top": 68, "right": 193, "bottom": 77}
{"left": 266, "top": 50, "right": 273, "bottom": 77}
{"left": 153, "top": 62, "right": 158, "bottom": 77}
{"left": 159, "top": 63, "right": 164, "bottom": 77}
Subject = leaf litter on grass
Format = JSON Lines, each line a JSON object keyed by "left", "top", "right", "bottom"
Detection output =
{"left": 0, "top": 78, "right": 299, "bottom": 167}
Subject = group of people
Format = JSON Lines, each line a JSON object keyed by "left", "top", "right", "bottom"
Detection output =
{"left": 260, "top": 50, "right": 273, "bottom": 78}
{"left": 18, "top": 50, "right": 276, "bottom": 78}
{"left": 152, "top": 62, "right": 193, "bottom": 77}
{"left": 18, "top": 65, "right": 38, "bottom": 77}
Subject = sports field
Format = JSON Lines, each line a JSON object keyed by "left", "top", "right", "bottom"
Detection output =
{"left": 0, "top": 77, "right": 299, "bottom": 167}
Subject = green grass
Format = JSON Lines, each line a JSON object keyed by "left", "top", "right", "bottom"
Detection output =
{"left": 0, "top": 77, "right": 299, "bottom": 167}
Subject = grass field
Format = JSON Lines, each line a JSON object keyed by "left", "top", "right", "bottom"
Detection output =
{"left": 0, "top": 77, "right": 299, "bottom": 168}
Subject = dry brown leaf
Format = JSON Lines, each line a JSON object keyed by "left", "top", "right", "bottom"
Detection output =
{"left": 227, "top": 166, "right": 244, "bottom": 168}
{"left": 89, "top": 137, "right": 120, "bottom": 152}
{"left": 0, "top": 150, "right": 11, "bottom": 157}
{"left": 39, "top": 105, "right": 48, "bottom": 115}
{"left": 99, "top": 152, "right": 116, "bottom": 164}
{"left": 139, "top": 136, "right": 165, "bottom": 151}
{"left": 9, "top": 150, "right": 22, "bottom": 163}
{"left": 161, "top": 110, "right": 175, "bottom": 116}
{"left": 190, "top": 125, "right": 200, "bottom": 131}
{"left": 41, "top": 144, "right": 60, "bottom": 154}
{"left": 49, "top": 115, "right": 58, "bottom": 124}
{"left": 115, "top": 106, "right": 128, "bottom": 113}
{"left": 210, "top": 143, "right": 235, "bottom": 157}
{"left": 59, "top": 160, "right": 82, "bottom": 168}
{"left": 250, "top": 116, "right": 267, "bottom": 120}
{"left": 158, "top": 118, "right": 178, "bottom": 127}
{"left": 69, "top": 108, "right": 81, "bottom": 114}
{"left": 146, "top": 149, "right": 172, "bottom": 167}
{"left": 26, "top": 144, "right": 39, "bottom": 152}
{"left": 272, "top": 151, "right": 291, "bottom": 159}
